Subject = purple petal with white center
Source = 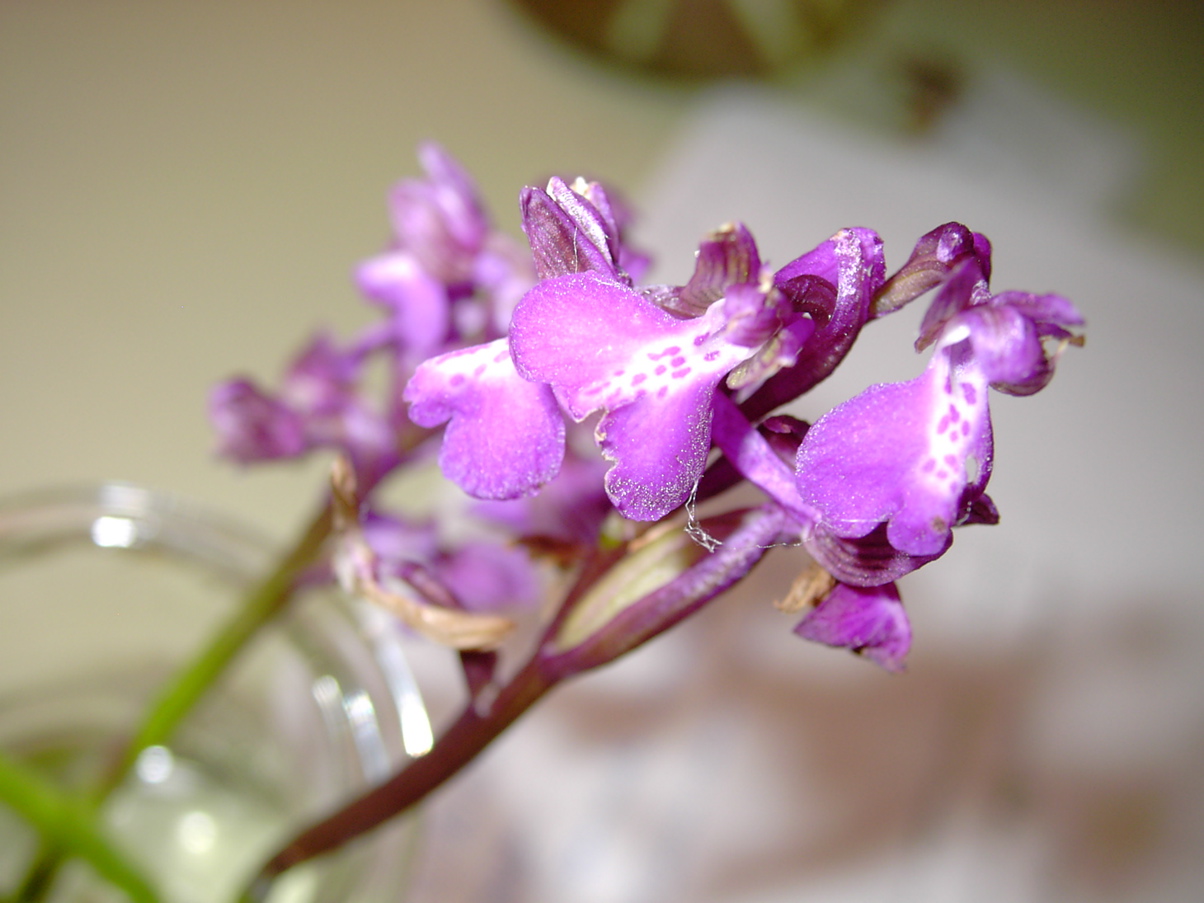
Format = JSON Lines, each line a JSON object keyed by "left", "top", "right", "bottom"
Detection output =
{"left": 404, "top": 338, "right": 565, "bottom": 499}
{"left": 510, "top": 272, "right": 753, "bottom": 519}
{"left": 794, "top": 581, "right": 911, "bottom": 672}
{"left": 795, "top": 352, "right": 992, "bottom": 557}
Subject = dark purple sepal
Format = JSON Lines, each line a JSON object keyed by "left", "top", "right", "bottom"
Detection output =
{"left": 519, "top": 182, "right": 621, "bottom": 282}
{"left": 794, "top": 581, "right": 911, "bottom": 672}
{"left": 676, "top": 222, "right": 763, "bottom": 315}
{"left": 959, "top": 492, "right": 1000, "bottom": 526}
{"left": 741, "top": 227, "right": 885, "bottom": 419}
{"left": 802, "top": 522, "right": 946, "bottom": 587}
{"left": 874, "top": 222, "right": 990, "bottom": 319}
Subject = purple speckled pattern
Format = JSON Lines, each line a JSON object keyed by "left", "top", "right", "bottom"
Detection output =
{"left": 509, "top": 272, "right": 751, "bottom": 519}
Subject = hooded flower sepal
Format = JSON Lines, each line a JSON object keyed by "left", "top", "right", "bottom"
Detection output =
{"left": 329, "top": 457, "right": 514, "bottom": 650}
{"left": 871, "top": 221, "right": 990, "bottom": 318}
{"left": 654, "top": 222, "right": 763, "bottom": 318}
{"left": 520, "top": 176, "right": 648, "bottom": 284}
{"left": 740, "top": 227, "right": 886, "bottom": 420}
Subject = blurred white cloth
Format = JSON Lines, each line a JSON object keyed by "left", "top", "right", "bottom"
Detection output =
{"left": 406, "top": 78, "right": 1204, "bottom": 903}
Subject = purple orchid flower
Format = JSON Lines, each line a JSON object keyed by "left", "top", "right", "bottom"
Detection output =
{"left": 405, "top": 174, "right": 889, "bottom": 521}
{"left": 795, "top": 244, "right": 1084, "bottom": 582}
{"left": 355, "top": 143, "right": 535, "bottom": 360}
{"left": 212, "top": 145, "right": 537, "bottom": 491}
{"left": 210, "top": 331, "right": 398, "bottom": 480}
{"left": 362, "top": 510, "right": 542, "bottom": 615}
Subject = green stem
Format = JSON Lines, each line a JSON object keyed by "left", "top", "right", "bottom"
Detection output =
{"left": 12, "top": 500, "right": 335, "bottom": 902}
{"left": 100, "top": 499, "right": 334, "bottom": 796}
{"left": 0, "top": 749, "right": 159, "bottom": 903}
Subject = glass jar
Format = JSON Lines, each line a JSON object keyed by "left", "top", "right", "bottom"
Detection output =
{"left": 0, "top": 484, "right": 430, "bottom": 902}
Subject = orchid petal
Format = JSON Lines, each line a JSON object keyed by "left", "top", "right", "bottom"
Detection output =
{"left": 794, "top": 581, "right": 911, "bottom": 672}
{"left": 355, "top": 252, "right": 450, "bottom": 356}
{"left": 511, "top": 272, "right": 751, "bottom": 519}
{"left": 404, "top": 339, "right": 565, "bottom": 499}
{"left": 795, "top": 353, "right": 992, "bottom": 557}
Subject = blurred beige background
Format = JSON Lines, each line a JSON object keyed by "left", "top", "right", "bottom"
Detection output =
{"left": 3, "top": 2, "right": 1204, "bottom": 902}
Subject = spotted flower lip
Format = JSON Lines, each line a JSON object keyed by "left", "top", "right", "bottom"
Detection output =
{"left": 796, "top": 350, "right": 992, "bottom": 559}
{"left": 509, "top": 270, "right": 761, "bottom": 519}
{"left": 794, "top": 242, "right": 1084, "bottom": 577}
